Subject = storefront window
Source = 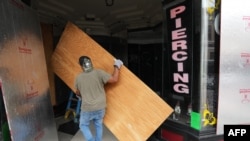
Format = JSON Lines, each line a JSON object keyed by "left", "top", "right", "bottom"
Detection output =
{"left": 163, "top": 0, "right": 220, "bottom": 133}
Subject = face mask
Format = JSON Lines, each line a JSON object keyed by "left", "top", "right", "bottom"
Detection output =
{"left": 82, "top": 57, "right": 93, "bottom": 72}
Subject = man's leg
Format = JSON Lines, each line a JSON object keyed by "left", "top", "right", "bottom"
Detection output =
{"left": 93, "top": 109, "right": 105, "bottom": 141}
{"left": 79, "top": 111, "right": 94, "bottom": 141}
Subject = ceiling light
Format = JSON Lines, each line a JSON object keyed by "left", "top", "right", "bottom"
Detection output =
{"left": 105, "top": 0, "right": 114, "bottom": 6}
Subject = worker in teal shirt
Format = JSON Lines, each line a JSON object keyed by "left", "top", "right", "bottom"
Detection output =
{"left": 75, "top": 56, "right": 123, "bottom": 141}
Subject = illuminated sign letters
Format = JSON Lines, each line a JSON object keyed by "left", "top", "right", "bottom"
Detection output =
{"left": 170, "top": 5, "right": 189, "bottom": 94}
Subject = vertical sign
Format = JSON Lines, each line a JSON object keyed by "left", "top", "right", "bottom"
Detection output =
{"left": 164, "top": 0, "right": 193, "bottom": 97}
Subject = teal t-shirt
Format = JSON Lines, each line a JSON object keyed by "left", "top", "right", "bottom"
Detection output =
{"left": 75, "top": 69, "right": 111, "bottom": 111}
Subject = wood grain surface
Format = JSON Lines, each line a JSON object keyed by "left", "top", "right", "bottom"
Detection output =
{"left": 51, "top": 22, "right": 173, "bottom": 141}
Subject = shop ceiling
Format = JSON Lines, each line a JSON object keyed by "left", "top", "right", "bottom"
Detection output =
{"left": 31, "top": 0, "right": 164, "bottom": 36}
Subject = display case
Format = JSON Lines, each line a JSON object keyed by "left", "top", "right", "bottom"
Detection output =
{"left": 160, "top": 0, "right": 222, "bottom": 140}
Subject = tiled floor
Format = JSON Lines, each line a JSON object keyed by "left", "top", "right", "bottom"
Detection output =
{"left": 0, "top": 116, "right": 159, "bottom": 141}
{"left": 55, "top": 116, "right": 118, "bottom": 141}
{"left": 55, "top": 116, "right": 74, "bottom": 141}
{"left": 0, "top": 116, "right": 117, "bottom": 141}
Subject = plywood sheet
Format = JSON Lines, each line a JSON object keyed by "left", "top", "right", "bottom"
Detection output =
{"left": 51, "top": 22, "right": 173, "bottom": 141}
{"left": 41, "top": 23, "right": 56, "bottom": 106}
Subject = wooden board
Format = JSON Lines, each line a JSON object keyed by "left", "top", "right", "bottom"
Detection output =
{"left": 51, "top": 22, "right": 173, "bottom": 141}
{"left": 41, "top": 23, "right": 56, "bottom": 106}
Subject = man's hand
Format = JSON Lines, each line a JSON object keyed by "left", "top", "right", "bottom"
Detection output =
{"left": 75, "top": 89, "right": 80, "bottom": 95}
{"left": 114, "top": 59, "right": 123, "bottom": 69}
{"left": 76, "top": 95, "right": 82, "bottom": 100}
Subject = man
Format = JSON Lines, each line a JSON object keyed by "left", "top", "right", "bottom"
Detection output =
{"left": 74, "top": 56, "right": 123, "bottom": 141}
